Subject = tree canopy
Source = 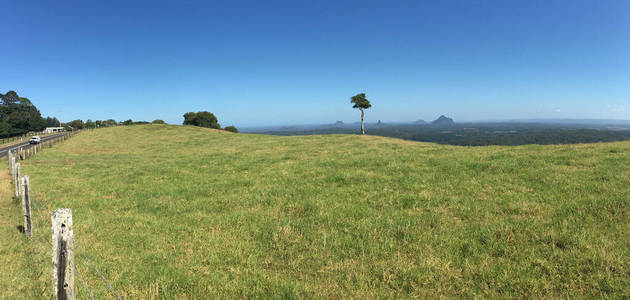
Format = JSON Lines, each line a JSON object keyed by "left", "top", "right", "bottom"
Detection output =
{"left": 0, "top": 90, "right": 49, "bottom": 137}
{"left": 351, "top": 93, "right": 371, "bottom": 110}
{"left": 183, "top": 111, "right": 221, "bottom": 129}
{"left": 67, "top": 119, "right": 85, "bottom": 130}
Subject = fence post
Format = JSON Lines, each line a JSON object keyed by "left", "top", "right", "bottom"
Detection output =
{"left": 10, "top": 156, "right": 16, "bottom": 180}
{"left": 20, "top": 175, "right": 32, "bottom": 237}
{"left": 14, "top": 162, "right": 20, "bottom": 198}
{"left": 8, "top": 151, "right": 14, "bottom": 176}
{"left": 52, "top": 208, "right": 75, "bottom": 300}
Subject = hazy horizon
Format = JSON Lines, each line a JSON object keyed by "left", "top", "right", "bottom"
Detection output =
{"left": 238, "top": 117, "right": 630, "bottom": 129}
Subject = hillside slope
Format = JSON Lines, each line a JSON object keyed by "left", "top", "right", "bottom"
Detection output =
{"left": 15, "top": 125, "right": 630, "bottom": 298}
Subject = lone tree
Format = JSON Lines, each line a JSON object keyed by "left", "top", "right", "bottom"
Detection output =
{"left": 350, "top": 93, "right": 372, "bottom": 135}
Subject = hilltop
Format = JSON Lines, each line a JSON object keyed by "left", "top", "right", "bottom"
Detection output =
{"left": 10, "top": 125, "right": 630, "bottom": 298}
{"left": 431, "top": 115, "right": 455, "bottom": 125}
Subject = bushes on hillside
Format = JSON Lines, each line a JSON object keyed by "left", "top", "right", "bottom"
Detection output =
{"left": 183, "top": 111, "right": 220, "bottom": 129}
{"left": 224, "top": 126, "right": 238, "bottom": 133}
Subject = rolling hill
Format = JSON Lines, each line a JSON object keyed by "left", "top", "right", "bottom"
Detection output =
{"left": 8, "top": 124, "right": 630, "bottom": 298}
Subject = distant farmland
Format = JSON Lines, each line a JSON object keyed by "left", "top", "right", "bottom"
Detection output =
{"left": 253, "top": 122, "right": 630, "bottom": 146}
{"left": 14, "top": 125, "right": 630, "bottom": 298}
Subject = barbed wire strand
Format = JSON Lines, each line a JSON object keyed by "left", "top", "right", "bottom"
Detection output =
{"left": 74, "top": 243, "right": 122, "bottom": 300}
{"left": 31, "top": 199, "right": 52, "bottom": 228}
{"left": 75, "top": 265, "right": 95, "bottom": 300}
{"left": 31, "top": 205, "right": 52, "bottom": 249}
{"left": 32, "top": 196, "right": 54, "bottom": 221}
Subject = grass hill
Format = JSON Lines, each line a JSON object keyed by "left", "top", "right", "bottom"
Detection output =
{"left": 9, "top": 125, "right": 630, "bottom": 298}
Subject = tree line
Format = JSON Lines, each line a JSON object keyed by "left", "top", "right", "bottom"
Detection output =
{"left": 0, "top": 91, "right": 60, "bottom": 138}
{"left": 2, "top": 90, "right": 242, "bottom": 136}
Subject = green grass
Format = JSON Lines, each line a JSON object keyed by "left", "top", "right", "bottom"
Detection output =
{"left": 13, "top": 124, "right": 630, "bottom": 298}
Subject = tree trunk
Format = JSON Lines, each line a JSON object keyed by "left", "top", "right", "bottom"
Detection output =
{"left": 360, "top": 109, "right": 365, "bottom": 135}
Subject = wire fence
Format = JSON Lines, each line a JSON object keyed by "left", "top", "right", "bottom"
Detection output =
{"left": 9, "top": 131, "right": 122, "bottom": 299}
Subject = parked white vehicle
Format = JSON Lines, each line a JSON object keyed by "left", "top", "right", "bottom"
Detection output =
{"left": 29, "top": 136, "right": 41, "bottom": 144}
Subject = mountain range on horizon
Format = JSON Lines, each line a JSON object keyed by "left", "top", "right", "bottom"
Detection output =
{"left": 240, "top": 117, "right": 630, "bottom": 132}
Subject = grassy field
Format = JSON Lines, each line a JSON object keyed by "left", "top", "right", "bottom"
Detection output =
{"left": 9, "top": 124, "right": 630, "bottom": 298}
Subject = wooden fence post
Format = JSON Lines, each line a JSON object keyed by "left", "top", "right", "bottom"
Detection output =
{"left": 14, "top": 162, "right": 20, "bottom": 198}
{"left": 20, "top": 175, "right": 32, "bottom": 237}
{"left": 52, "top": 208, "right": 75, "bottom": 300}
{"left": 10, "top": 156, "right": 16, "bottom": 180}
{"left": 8, "top": 151, "right": 14, "bottom": 176}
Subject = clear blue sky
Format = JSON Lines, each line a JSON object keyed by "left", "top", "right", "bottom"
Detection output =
{"left": 1, "top": 0, "right": 629, "bottom": 126}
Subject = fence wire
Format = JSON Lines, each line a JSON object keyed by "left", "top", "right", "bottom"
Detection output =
{"left": 75, "top": 243, "right": 122, "bottom": 300}
{"left": 75, "top": 265, "right": 95, "bottom": 300}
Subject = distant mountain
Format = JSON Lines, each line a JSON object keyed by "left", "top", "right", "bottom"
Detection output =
{"left": 377, "top": 120, "right": 384, "bottom": 126}
{"left": 431, "top": 115, "right": 455, "bottom": 126}
{"left": 333, "top": 121, "right": 344, "bottom": 127}
{"left": 414, "top": 119, "right": 427, "bottom": 124}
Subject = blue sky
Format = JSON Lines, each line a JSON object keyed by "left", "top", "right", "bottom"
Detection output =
{"left": 1, "top": 0, "right": 629, "bottom": 126}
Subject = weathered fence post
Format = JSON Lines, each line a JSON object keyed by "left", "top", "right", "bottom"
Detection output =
{"left": 20, "top": 175, "right": 32, "bottom": 237}
{"left": 52, "top": 208, "right": 75, "bottom": 300}
{"left": 8, "top": 151, "right": 14, "bottom": 176}
{"left": 10, "top": 156, "right": 16, "bottom": 180}
{"left": 14, "top": 162, "right": 20, "bottom": 198}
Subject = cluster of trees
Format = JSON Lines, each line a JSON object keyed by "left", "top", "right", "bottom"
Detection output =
{"left": 2, "top": 91, "right": 241, "bottom": 136}
{"left": 66, "top": 119, "right": 167, "bottom": 129}
{"left": 66, "top": 119, "right": 118, "bottom": 130}
{"left": 0, "top": 91, "right": 60, "bottom": 138}
{"left": 183, "top": 111, "right": 238, "bottom": 133}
